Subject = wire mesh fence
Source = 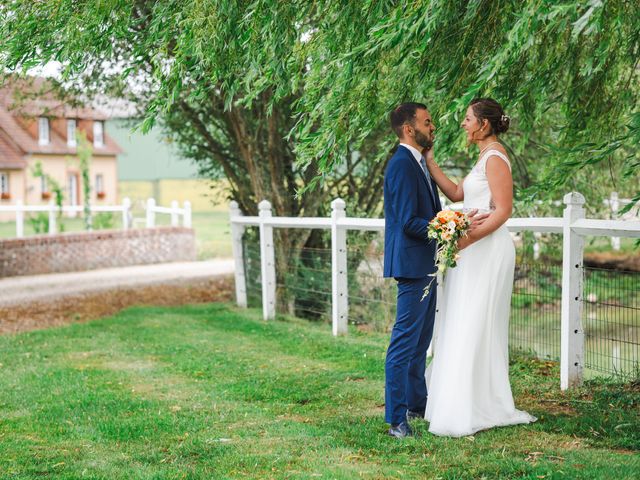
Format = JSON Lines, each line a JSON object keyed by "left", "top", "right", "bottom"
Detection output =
{"left": 242, "top": 227, "right": 262, "bottom": 309}
{"left": 242, "top": 229, "right": 639, "bottom": 379}
{"left": 346, "top": 233, "right": 396, "bottom": 332}
{"left": 583, "top": 266, "right": 639, "bottom": 378}
{"left": 510, "top": 259, "right": 562, "bottom": 361}
{"left": 277, "top": 239, "right": 333, "bottom": 321}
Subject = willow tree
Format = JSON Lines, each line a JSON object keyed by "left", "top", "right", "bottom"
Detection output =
{"left": 2, "top": 1, "right": 638, "bottom": 272}
{"left": 3, "top": 1, "right": 638, "bottom": 206}
{"left": 0, "top": 1, "right": 391, "bottom": 316}
{"left": 253, "top": 1, "right": 640, "bottom": 212}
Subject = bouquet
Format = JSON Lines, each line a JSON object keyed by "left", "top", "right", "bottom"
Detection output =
{"left": 421, "top": 210, "right": 471, "bottom": 301}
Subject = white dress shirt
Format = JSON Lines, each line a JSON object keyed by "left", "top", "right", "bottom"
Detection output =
{"left": 399, "top": 142, "right": 424, "bottom": 166}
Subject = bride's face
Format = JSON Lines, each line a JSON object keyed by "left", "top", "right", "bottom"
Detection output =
{"left": 461, "top": 106, "right": 483, "bottom": 144}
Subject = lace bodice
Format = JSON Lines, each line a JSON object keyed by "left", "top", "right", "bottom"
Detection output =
{"left": 463, "top": 149, "right": 511, "bottom": 214}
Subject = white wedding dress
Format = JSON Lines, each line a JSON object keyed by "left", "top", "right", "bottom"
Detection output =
{"left": 425, "top": 149, "right": 536, "bottom": 437}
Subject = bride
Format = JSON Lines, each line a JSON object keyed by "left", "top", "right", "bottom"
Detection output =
{"left": 423, "top": 97, "right": 536, "bottom": 437}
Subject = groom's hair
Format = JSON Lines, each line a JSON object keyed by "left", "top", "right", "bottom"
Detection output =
{"left": 390, "top": 102, "right": 427, "bottom": 138}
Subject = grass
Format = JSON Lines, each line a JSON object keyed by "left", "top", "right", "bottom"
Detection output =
{"left": 0, "top": 303, "right": 638, "bottom": 479}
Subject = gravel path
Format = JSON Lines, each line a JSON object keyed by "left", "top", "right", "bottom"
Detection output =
{"left": 0, "top": 259, "right": 235, "bottom": 307}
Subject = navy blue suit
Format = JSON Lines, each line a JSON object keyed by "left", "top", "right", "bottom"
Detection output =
{"left": 383, "top": 145, "right": 442, "bottom": 425}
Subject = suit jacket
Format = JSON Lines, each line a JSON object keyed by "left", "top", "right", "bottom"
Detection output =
{"left": 383, "top": 145, "right": 442, "bottom": 278}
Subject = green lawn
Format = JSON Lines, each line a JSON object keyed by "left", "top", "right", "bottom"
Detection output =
{"left": 0, "top": 304, "right": 638, "bottom": 479}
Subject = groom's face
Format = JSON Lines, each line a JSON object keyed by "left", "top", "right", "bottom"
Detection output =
{"left": 409, "top": 108, "right": 435, "bottom": 150}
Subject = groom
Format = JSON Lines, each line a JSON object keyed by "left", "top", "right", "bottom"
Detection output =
{"left": 383, "top": 102, "right": 441, "bottom": 438}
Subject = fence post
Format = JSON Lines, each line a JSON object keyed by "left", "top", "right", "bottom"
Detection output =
{"left": 331, "top": 198, "right": 348, "bottom": 336}
{"left": 48, "top": 200, "right": 57, "bottom": 234}
{"left": 15, "top": 199, "right": 24, "bottom": 238}
{"left": 229, "top": 201, "right": 247, "bottom": 308}
{"left": 122, "top": 197, "right": 131, "bottom": 230}
{"left": 610, "top": 192, "right": 621, "bottom": 250}
{"left": 259, "top": 200, "right": 276, "bottom": 320}
{"left": 533, "top": 232, "right": 541, "bottom": 260}
{"left": 183, "top": 201, "right": 192, "bottom": 228}
{"left": 170, "top": 200, "right": 179, "bottom": 226}
{"left": 146, "top": 198, "right": 156, "bottom": 227}
{"left": 561, "top": 192, "right": 585, "bottom": 390}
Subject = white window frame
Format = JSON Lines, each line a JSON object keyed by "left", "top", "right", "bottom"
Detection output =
{"left": 68, "top": 173, "right": 79, "bottom": 206}
{"left": 67, "top": 119, "right": 77, "bottom": 147}
{"left": 0, "top": 172, "right": 9, "bottom": 195}
{"left": 95, "top": 173, "right": 104, "bottom": 193}
{"left": 93, "top": 120, "right": 104, "bottom": 148}
{"left": 41, "top": 175, "right": 48, "bottom": 194}
{"left": 38, "top": 117, "right": 50, "bottom": 145}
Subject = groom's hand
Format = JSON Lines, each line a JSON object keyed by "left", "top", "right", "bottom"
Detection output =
{"left": 467, "top": 209, "right": 490, "bottom": 232}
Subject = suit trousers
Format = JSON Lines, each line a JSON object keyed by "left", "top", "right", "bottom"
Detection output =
{"left": 385, "top": 276, "right": 437, "bottom": 425}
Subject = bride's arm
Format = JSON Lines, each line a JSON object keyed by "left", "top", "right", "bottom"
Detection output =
{"left": 425, "top": 149, "right": 464, "bottom": 202}
{"left": 458, "top": 156, "right": 513, "bottom": 249}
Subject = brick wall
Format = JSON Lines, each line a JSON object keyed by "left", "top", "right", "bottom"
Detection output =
{"left": 0, "top": 227, "right": 196, "bottom": 278}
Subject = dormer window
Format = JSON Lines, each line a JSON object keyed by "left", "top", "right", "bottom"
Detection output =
{"left": 67, "top": 119, "right": 77, "bottom": 147}
{"left": 93, "top": 120, "right": 104, "bottom": 148}
{"left": 38, "top": 117, "right": 50, "bottom": 145}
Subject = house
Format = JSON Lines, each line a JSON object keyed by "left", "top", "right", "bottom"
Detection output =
{"left": 0, "top": 77, "right": 122, "bottom": 221}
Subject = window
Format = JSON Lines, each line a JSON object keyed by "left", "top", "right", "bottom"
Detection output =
{"left": 68, "top": 173, "right": 78, "bottom": 206}
{"left": 67, "top": 119, "right": 77, "bottom": 147}
{"left": 1, "top": 172, "right": 9, "bottom": 193}
{"left": 38, "top": 117, "right": 50, "bottom": 145}
{"left": 93, "top": 120, "right": 104, "bottom": 147}
{"left": 40, "top": 175, "right": 51, "bottom": 200}
{"left": 95, "top": 174, "right": 104, "bottom": 193}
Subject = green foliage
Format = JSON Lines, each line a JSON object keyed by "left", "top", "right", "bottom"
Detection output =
{"left": 74, "top": 131, "right": 93, "bottom": 231}
{"left": 2, "top": 0, "right": 636, "bottom": 213}
{"left": 0, "top": 304, "right": 637, "bottom": 478}
{"left": 31, "top": 160, "right": 66, "bottom": 231}
{"left": 26, "top": 212, "right": 48, "bottom": 234}
{"left": 93, "top": 212, "right": 115, "bottom": 230}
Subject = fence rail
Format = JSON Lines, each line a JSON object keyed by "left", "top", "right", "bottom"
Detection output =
{"left": 229, "top": 192, "right": 640, "bottom": 390}
{"left": 0, "top": 198, "right": 192, "bottom": 236}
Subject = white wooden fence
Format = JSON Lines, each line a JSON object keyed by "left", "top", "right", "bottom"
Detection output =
{"left": 603, "top": 192, "right": 639, "bottom": 250}
{"left": 229, "top": 192, "right": 640, "bottom": 390}
{"left": 144, "top": 198, "right": 192, "bottom": 228}
{"left": 0, "top": 198, "right": 192, "bottom": 237}
{"left": 447, "top": 192, "right": 637, "bottom": 255}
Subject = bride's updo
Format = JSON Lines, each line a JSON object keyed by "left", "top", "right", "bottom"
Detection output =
{"left": 470, "top": 98, "right": 510, "bottom": 135}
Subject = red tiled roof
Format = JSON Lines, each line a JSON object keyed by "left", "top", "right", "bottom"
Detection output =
{"left": 0, "top": 76, "right": 122, "bottom": 156}
{"left": 0, "top": 127, "right": 26, "bottom": 169}
{"left": 0, "top": 76, "right": 110, "bottom": 120}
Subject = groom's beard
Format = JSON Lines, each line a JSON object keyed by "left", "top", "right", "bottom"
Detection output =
{"left": 415, "top": 131, "right": 433, "bottom": 151}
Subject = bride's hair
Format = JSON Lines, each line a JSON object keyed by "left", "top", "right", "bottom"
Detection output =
{"left": 470, "top": 98, "right": 510, "bottom": 135}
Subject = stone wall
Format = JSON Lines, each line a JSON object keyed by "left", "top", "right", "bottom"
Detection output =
{"left": 0, "top": 227, "right": 196, "bottom": 277}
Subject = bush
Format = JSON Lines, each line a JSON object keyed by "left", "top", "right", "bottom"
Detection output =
{"left": 27, "top": 213, "right": 49, "bottom": 234}
{"left": 93, "top": 212, "right": 115, "bottom": 230}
